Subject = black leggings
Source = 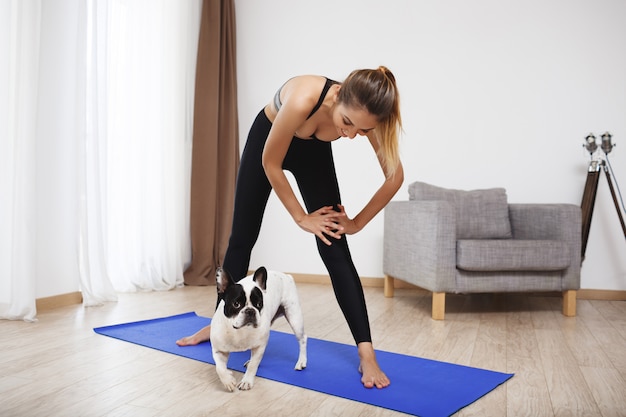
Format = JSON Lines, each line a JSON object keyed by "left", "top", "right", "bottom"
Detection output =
{"left": 222, "top": 109, "right": 372, "bottom": 344}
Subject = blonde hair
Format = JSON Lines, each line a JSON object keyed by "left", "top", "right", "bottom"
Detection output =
{"left": 338, "top": 66, "right": 402, "bottom": 178}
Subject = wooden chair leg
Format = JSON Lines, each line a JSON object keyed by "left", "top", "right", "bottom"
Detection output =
{"left": 384, "top": 275, "right": 395, "bottom": 298}
{"left": 563, "top": 290, "right": 577, "bottom": 317}
{"left": 432, "top": 292, "right": 445, "bottom": 320}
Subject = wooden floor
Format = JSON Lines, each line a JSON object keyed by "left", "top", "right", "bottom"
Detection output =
{"left": 2, "top": 282, "right": 626, "bottom": 417}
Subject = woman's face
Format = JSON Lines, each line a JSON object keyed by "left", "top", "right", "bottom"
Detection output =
{"left": 333, "top": 103, "right": 378, "bottom": 139}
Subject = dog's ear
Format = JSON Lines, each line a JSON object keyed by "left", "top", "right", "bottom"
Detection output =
{"left": 252, "top": 266, "right": 268, "bottom": 291}
{"left": 216, "top": 267, "right": 234, "bottom": 294}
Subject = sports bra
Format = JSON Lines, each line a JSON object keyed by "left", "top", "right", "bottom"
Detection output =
{"left": 273, "top": 77, "right": 340, "bottom": 120}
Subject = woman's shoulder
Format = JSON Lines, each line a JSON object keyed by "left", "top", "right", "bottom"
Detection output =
{"left": 282, "top": 75, "right": 327, "bottom": 93}
{"left": 278, "top": 75, "right": 327, "bottom": 109}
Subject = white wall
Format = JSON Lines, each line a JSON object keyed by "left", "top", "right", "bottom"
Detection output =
{"left": 237, "top": 0, "right": 626, "bottom": 291}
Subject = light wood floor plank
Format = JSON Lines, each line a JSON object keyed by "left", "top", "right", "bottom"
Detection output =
{"left": 458, "top": 314, "right": 508, "bottom": 417}
{"left": 580, "top": 366, "right": 626, "bottom": 417}
{"left": 534, "top": 327, "right": 601, "bottom": 416}
{"left": 505, "top": 309, "right": 554, "bottom": 416}
{"left": 579, "top": 299, "right": 626, "bottom": 382}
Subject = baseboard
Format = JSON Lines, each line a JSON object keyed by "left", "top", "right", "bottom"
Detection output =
{"left": 289, "top": 273, "right": 626, "bottom": 301}
{"left": 36, "top": 292, "right": 83, "bottom": 311}
{"left": 288, "top": 273, "right": 429, "bottom": 292}
{"left": 577, "top": 288, "right": 626, "bottom": 301}
{"left": 33, "top": 277, "right": 626, "bottom": 312}
{"left": 289, "top": 272, "right": 411, "bottom": 290}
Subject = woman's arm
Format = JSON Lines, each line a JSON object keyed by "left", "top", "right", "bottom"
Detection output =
{"left": 262, "top": 80, "right": 345, "bottom": 245}
{"left": 335, "top": 131, "right": 404, "bottom": 235}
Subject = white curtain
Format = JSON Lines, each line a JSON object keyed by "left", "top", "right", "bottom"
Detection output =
{"left": 76, "top": 0, "right": 118, "bottom": 306}
{"left": 0, "top": 0, "right": 41, "bottom": 321}
{"left": 78, "top": 0, "right": 201, "bottom": 297}
{"left": 1, "top": 0, "right": 201, "bottom": 318}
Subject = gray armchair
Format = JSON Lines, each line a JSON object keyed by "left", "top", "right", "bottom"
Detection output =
{"left": 383, "top": 181, "right": 581, "bottom": 320}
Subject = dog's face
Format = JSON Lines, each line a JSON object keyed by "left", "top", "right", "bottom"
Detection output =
{"left": 217, "top": 267, "right": 267, "bottom": 329}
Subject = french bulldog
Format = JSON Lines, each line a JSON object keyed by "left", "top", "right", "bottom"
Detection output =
{"left": 210, "top": 266, "right": 307, "bottom": 391}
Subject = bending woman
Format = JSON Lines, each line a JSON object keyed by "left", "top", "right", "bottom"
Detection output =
{"left": 177, "top": 67, "right": 404, "bottom": 389}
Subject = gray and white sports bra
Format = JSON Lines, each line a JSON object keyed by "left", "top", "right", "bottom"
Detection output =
{"left": 273, "top": 77, "right": 339, "bottom": 120}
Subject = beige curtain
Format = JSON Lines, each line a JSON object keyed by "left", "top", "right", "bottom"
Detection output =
{"left": 184, "top": 0, "right": 239, "bottom": 286}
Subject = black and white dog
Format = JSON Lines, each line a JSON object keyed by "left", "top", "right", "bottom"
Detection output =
{"left": 210, "top": 266, "right": 307, "bottom": 391}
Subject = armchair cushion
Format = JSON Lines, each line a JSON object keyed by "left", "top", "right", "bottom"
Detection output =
{"left": 456, "top": 239, "right": 572, "bottom": 271}
{"left": 409, "top": 181, "right": 512, "bottom": 239}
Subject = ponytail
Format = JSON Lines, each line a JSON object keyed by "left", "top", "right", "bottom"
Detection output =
{"left": 338, "top": 66, "right": 402, "bottom": 178}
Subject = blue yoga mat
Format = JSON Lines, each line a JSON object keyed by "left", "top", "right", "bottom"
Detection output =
{"left": 94, "top": 312, "right": 513, "bottom": 417}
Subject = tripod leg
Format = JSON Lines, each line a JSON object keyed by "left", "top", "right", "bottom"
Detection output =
{"left": 581, "top": 169, "right": 600, "bottom": 260}
{"left": 602, "top": 166, "right": 626, "bottom": 238}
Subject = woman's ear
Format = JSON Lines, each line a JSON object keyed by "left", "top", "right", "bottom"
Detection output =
{"left": 332, "top": 85, "right": 341, "bottom": 102}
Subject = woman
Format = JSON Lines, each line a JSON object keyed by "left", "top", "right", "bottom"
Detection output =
{"left": 177, "top": 67, "right": 404, "bottom": 389}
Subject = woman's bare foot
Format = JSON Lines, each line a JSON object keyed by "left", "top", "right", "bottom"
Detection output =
{"left": 358, "top": 342, "right": 390, "bottom": 389}
{"left": 176, "top": 324, "right": 211, "bottom": 346}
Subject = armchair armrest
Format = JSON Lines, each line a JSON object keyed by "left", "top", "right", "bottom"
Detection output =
{"left": 383, "top": 200, "right": 457, "bottom": 292}
{"left": 509, "top": 204, "right": 581, "bottom": 241}
{"left": 509, "top": 204, "right": 582, "bottom": 289}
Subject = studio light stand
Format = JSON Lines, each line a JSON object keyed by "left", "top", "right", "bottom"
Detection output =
{"left": 580, "top": 132, "right": 626, "bottom": 261}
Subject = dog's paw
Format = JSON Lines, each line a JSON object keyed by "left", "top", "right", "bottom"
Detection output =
{"left": 219, "top": 374, "right": 238, "bottom": 392}
{"left": 237, "top": 376, "right": 255, "bottom": 391}
{"left": 294, "top": 358, "right": 307, "bottom": 371}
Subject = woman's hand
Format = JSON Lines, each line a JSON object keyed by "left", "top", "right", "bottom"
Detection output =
{"left": 297, "top": 206, "right": 347, "bottom": 246}
{"left": 332, "top": 204, "right": 360, "bottom": 235}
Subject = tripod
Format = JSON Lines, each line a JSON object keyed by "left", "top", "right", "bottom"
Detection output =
{"left": 580, "top": 158, "right": 626, "bottom": 260}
